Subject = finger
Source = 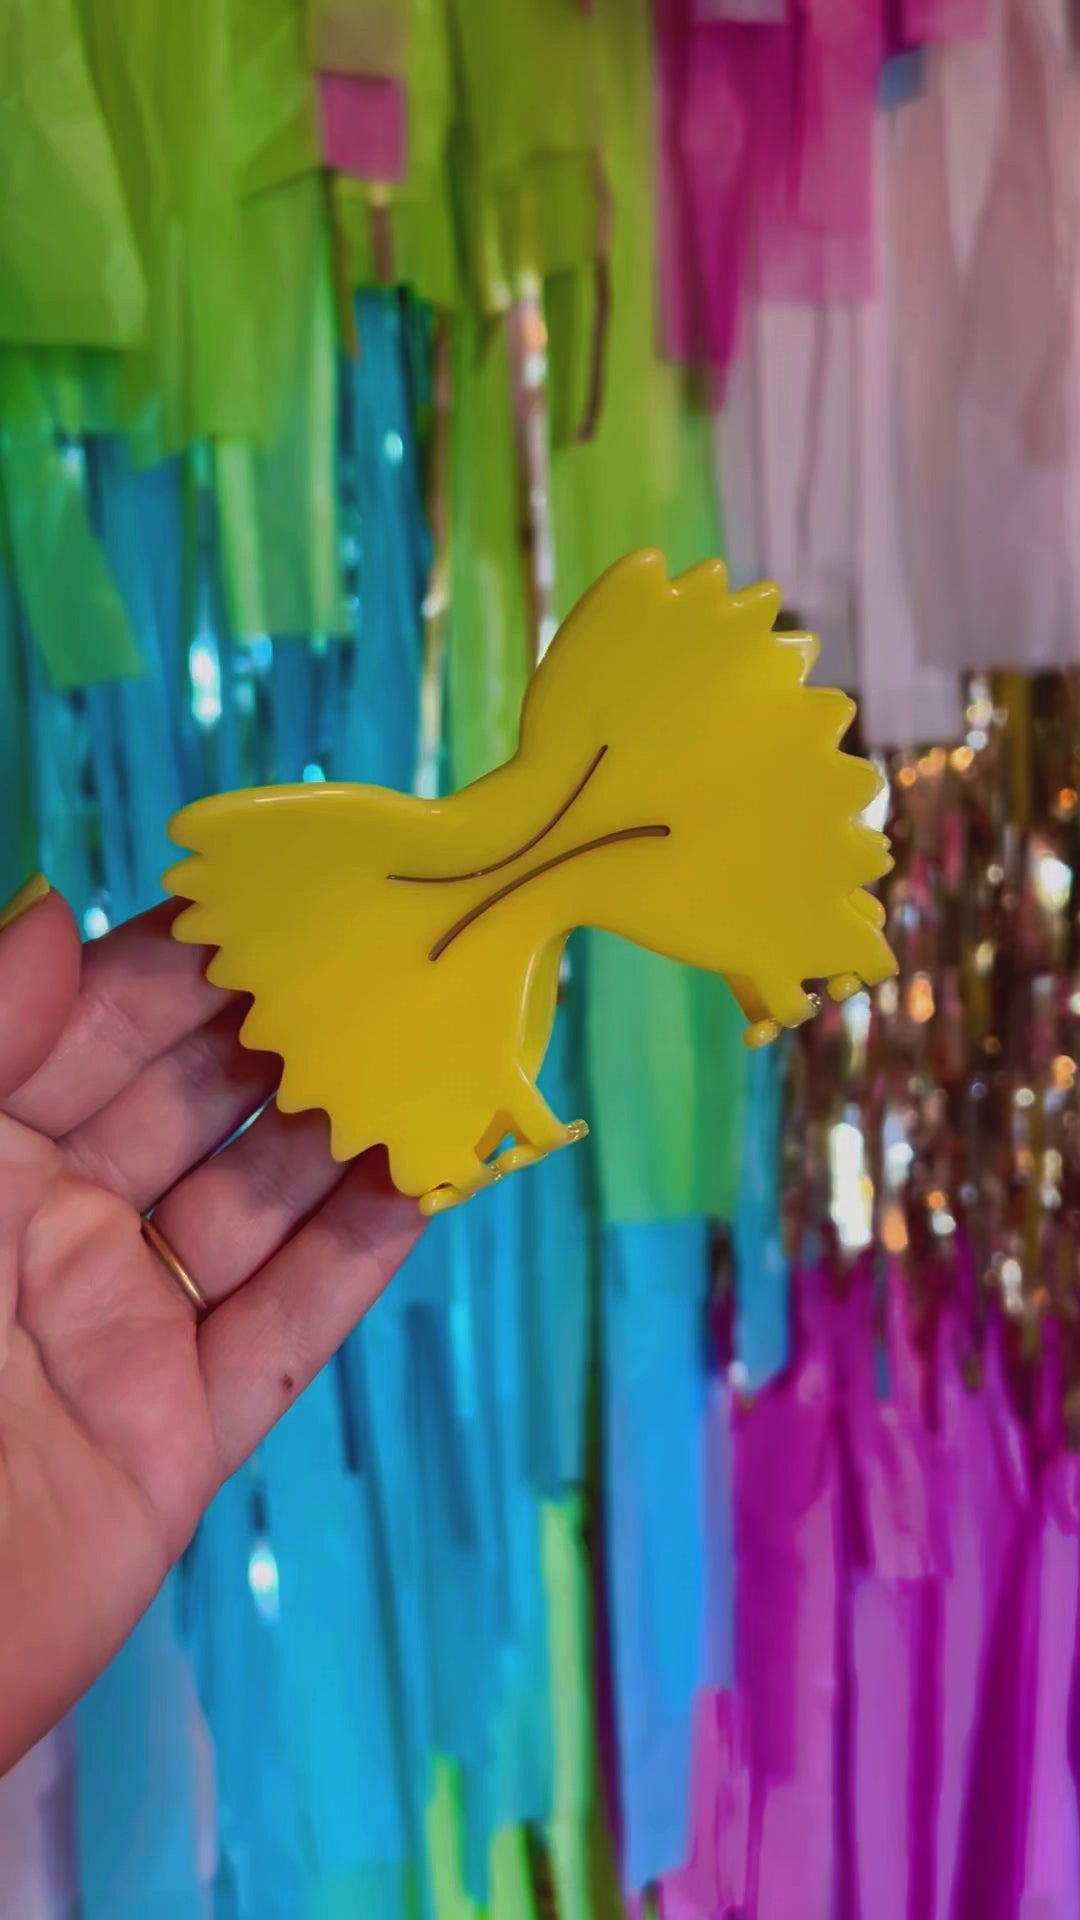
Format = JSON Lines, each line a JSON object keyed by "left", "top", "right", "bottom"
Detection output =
{"left": 59, "top": 1005, "right": 280, "bottom": 1213}
{"left": 199, "top": 1150, "right": 423, "bottom": 1476}
{"left": 149, "top": 1103, "right": 344, "bottom": 1305}
{"left": 0, "top": 1116, "right": 62, "bottom": 1349}
{"left": 0, "top": 883, "right": 81, "bottom": 1101}
{"left": 3, "top": 902, "right": 233, "bottom": 1138}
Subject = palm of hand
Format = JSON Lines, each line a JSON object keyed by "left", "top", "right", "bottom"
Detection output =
{"left": 0, "top": 891, "right": 422, "bottom": 1771}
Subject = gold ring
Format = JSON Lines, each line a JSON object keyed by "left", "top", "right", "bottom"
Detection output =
{"left": 140, "top": 1215, "right": 210, "bottom": 1321}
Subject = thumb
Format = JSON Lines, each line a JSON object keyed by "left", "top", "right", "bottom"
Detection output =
{"left": 0, "top": 878, "right": 82, "bottom": 1101}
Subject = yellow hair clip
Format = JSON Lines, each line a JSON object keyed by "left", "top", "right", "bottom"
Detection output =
{"left": 165, "top": 550, "right": 896, "bottom": 1214}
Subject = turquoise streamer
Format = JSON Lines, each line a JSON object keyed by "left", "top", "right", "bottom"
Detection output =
{"left": 83, "top": 441, "right": 186, "bottom": 920}
{"left": 75, "top": 1581, "right": 207, "bottom": 1920}
{"left": 733, "top": 1044, "right": 792, "bottom": 1391}
{"left": 336, "top": 291, "right": 428, "bottom": 793}
{"left": 181, "top": 1469, "right": 306, "bottom": 1920}
{"left": 259, "top": 1371, "right": 417, "bottom": 1895}
{"left": 521, "top": 993, "right": 593, "bottom": 1498}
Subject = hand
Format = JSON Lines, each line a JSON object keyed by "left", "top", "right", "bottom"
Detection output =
{"left": 0, "top": 882, "right": 422, "bottom": 1772}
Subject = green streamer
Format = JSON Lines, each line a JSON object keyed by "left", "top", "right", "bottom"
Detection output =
{"left": 0, "top": 534, "right": 36, "bottom": 900}
{"left": 543, "top": 1495, "right": 629, "bottom": 1920}
{"left": 0, "top": 357, "right": 142, "bottom": 689}
{"left": 426, "top": 1761, "right": 485, "bottom": 1920}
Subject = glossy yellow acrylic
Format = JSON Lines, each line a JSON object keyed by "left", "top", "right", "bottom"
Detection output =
{"left": 165, "top": 551, "right": 897, "bottom": 1213}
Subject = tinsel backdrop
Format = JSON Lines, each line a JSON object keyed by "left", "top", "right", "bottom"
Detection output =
{"left": 4, "top": 1, "right": 1080, "bottom": 1916}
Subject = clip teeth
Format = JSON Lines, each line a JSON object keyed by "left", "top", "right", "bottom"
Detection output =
{"left": 827, "top": 972, "right": 865, "bottom": 1004}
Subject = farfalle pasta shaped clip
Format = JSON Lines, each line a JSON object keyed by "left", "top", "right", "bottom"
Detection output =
{"left": 165, "top": 551, "right": 897, "bottom": 1214}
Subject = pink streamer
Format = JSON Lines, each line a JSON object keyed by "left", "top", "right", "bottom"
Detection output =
{"left": 318, "top": 73, "right": 407, "bottom": 184}
{"left": 891, "top": 0, "right": 1080, "bottom": 675}
{"left": 901, "top": 0, "right": 989, "bottom": 40}
{"left": 659, "top": 1691, "right": 748, "bottom": 1919}
{"left": 0, "top": 1723, "right": 77, "bottom": 1920}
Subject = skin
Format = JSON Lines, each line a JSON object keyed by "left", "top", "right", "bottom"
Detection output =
{"left": 0, "top": 890, "right": 424, "bottom": 1775}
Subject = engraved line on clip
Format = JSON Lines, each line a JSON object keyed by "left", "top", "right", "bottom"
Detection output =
{"left": 388, "top": 744, "right": 610, "bottom": 885}
{"left": 428, "top": 825, "right": 671, "bottom": 963}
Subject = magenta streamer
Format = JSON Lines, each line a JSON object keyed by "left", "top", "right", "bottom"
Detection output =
{"left": 654, "top": 2, "right": 881, "bottom": 386}
{"left": 647, "top": 1253, "right": 1080, "bottom": 1917}
{"left": 654, "top": 0, "right": 989, "bottom": 386}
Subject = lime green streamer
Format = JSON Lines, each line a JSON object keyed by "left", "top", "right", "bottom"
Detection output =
{"left": 337, "top": 0, "right": 601, "bottom": 317}
{"left": 445, "top": 310, "right": 532, "bottom": 788}
{"left": 76, "top": 0, "right": 260, "bottom": 459}
{"left": 437, "top": 0, "right": 746, "bottom": 1223}
{"left": 232, "top": 0, "right": 321, "bottom": 197}
{"left": 0, "top": 0, "right": 145, "bottom": 349}
{"left": 216, "top": 176, "right": 349, "bottom": 640}
{"left": 450, "top": 0, "right": 600, "bottom": 314}
{"left": 548, "top": 0, "right": 746, "bottom": 1225}
{"left": 214, "top": 3, "right": 347, "bottom": 640}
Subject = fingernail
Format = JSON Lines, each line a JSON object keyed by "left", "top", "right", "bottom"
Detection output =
{"left": 0, "top": 872, "right": 51, "bottom": 935}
